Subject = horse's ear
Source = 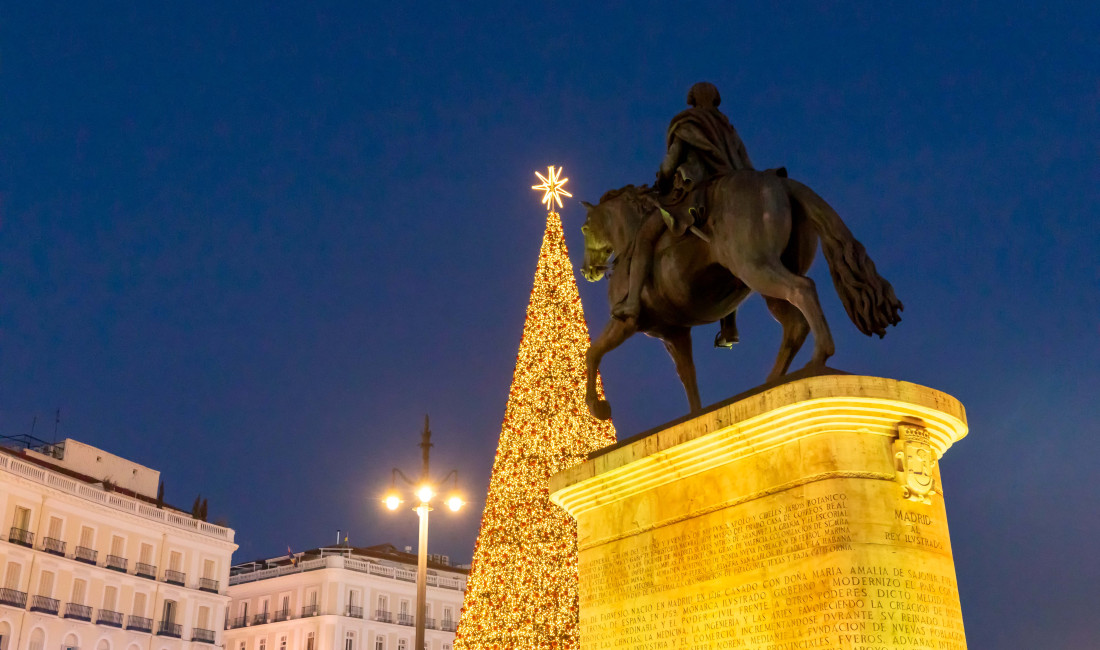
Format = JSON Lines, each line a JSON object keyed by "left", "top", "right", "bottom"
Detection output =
{"left": 581, "top": 200, "right": 594, "bottom": 210}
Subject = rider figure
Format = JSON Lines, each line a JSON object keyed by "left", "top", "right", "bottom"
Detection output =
{"left": 612, "top": 82, "right": 755, "bottom": 346}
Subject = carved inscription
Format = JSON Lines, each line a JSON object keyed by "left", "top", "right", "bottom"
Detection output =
{"left": 579, "top": 493, "right": 967, "bottom": 649}
{"left": 581, "top": 494, "right": 852, "bottom": 607}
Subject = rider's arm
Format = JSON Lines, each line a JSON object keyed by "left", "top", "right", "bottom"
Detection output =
{"left": 659, "top": 138, "right": 684, "bottom": 180}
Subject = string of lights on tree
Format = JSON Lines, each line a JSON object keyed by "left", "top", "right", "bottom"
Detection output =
{"left": 453, "top": 167, "right": 617, "bottom": 650}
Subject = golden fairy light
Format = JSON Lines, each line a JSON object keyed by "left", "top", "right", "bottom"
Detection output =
{"left": 453, "top": 173, "right": 616, "bottom": 650}
{"left": 532, "top": 165, "right": 573, "bottom": 211}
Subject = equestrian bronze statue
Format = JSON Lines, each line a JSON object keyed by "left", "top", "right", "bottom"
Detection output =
{"left": 579, "top": 84, "right": 902, "bottom": 421}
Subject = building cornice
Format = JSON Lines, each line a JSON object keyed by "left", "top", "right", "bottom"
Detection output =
{"left": 0, "top": 451, "right": 236, "bottom": 546}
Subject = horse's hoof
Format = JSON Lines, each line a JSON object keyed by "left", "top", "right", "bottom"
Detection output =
{"left": 589, "top": 400, "right": 612, "bottom": 421}
{"left": 714, "top": 331, "right": 739, "bottom": 349}
{"left": 800, "top": 359, "right": 828, "bottom": 374}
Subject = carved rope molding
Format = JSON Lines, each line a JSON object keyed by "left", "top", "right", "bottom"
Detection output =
{"left": 575, "top": 469, "right": 896, "bottom": 552}
{"left": 552, "top": 395, "right": 966, "bottom": 519}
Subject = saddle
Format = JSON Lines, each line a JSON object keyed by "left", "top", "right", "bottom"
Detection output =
{"left": 656, "top": 167, "right": 788, "bottom": 238}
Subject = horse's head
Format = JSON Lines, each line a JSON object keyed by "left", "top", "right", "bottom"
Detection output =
{"left": 580, "top": 185, "right": 650, "bottom": 282}
{"left": 580, "top": 200, "right": 614, "bottom": 282}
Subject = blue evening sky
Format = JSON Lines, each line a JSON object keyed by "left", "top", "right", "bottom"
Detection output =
{"left": 2, "top": 3, "right": 1097, "bottom": 646}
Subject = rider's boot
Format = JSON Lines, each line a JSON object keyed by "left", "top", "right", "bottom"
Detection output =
{"left": 611, "top": 255, "right": 645, "bottom": 322}
{"left": 612, "top": 213, "right": 666, "bottom": 322}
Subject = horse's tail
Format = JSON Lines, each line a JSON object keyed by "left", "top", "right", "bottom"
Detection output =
{"left": 785, "top": 178, "right": 903, "bottom": 337}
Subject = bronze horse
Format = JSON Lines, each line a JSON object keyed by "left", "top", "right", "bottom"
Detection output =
{"left": 579, "top": 170, "right": 902, "bottom": 420}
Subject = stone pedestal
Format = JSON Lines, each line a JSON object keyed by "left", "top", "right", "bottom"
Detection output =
{"left": 550, "top": 375, "right": 969, "bottom": 650}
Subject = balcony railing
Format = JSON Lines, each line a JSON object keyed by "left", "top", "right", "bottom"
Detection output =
{"left": 398, "top": 612, "right": 414, "bottom": 626}
{"left": 42, "top": 536, "right": 66, "bottom": 556}
{"left": 136, "top": 562, "right": 156, "bottom": 579}
{"left": 228, "top": 555, "right": 466, "bottom": 591}
{"left": 273, "top": 609, "right": 290, "bottom": 622}
{"left": 126, "top": 614, "right": 153, "bottom": 633}
{"left": 347, "top": 605, "right": 363, "bottom": 618}
{"left": 424, "top": 617, "right": 437, "bottom": 630}
{"left": 301, "top": 604, "right": 319, "bottom": 617}
{"left": 8, "top": 526, "right": 34, "bottom": 547}
{"left": 252, "top": 612, "right": 269, "bottom": 625}
{"left": 64, "top": 602, "right": 93, "bottom": 621}
{"left": 30, "top": 595, "right": 60, "bottom": 615}
{"left": 374, "top": 609, "right": 393, "bottom": 623}
{"left": 97, "top": 609, "right": 124, "bottom": 627}
{"left": 75, "top": 545, "right": 98, "bottom": 565}
{"left": 193, "top": 628, "right": 216, "bottom": 644}
{"left": 228, "top": 615, "right": 248, "bottom": 629}
{"left": 106, "top": 554, "right": 128, "bottom": 572}
{"left": 164, "top": 569, "right": 186, "bottom": 586}
{"left": 0, "top": 588, "right": 27, "bottom": 608}
{"left": 199, "top": 577, "right": 219, "bottom": 593}
{"left": 158, "top": 621, "right": 182, "bottom": 638}
{"left": 0, "top": 453, "right": 233, "bottom": 543}
{"left": 442, "top": 619, "right": 457, "bottom": 632}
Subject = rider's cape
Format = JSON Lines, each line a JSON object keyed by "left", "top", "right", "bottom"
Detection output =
{"left": 666, "top": 106, "right": 754, "bottom": 178}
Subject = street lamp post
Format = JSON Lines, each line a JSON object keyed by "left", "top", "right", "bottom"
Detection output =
{"left": 384, "top": 415, "right": 464, "bottom": 650}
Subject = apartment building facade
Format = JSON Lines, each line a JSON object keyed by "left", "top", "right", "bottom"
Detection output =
{"left": 225, "top": 545, "right": 466, "bottom": 650}
{"left": 0, "top": 438, "right": 237, "bottom": 650}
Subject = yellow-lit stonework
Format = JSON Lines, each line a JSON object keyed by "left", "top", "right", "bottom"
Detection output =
{"left": 550, "top": 374, "right": 969, "bottom": 650}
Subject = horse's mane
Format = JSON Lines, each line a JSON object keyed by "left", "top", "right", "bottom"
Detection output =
{"left": 598, "top": 184, "right": 658, "bottom": 227}
{"left": 598, "top": 183, "right": 653, "bottom": 205}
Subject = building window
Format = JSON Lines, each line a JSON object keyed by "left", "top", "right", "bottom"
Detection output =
{"left": 133, "top": 592, "right": 147, "bottom": 617}
{"left": 345, "top": 632, "right": 355, "bottom": 650}
{"left": 162, "top": 599, "right": 177, "bottom": 624}
{"left": 72, "top": 578, "right": 87, "bottom": 605}
{"left": 37, "top": 571, "right": 54, "bottom": 598}
{"left": 279, "top": 636, "right": 287, "bottom": 650}
{"left": 3, "top": 562, "right": 21, "bottom": 590}
{"left": 11, "top": 506, "right": 31, "bottom": 531}
{"left": 398, "top": 640, "right": 407, "bottom": 650}
{"left": 375, "top": 636, "right": 384, "bottom": 650}
{"left": 103, "top": 585, "right": 118, "bottom": 611}
{"left": 139, "top": 543, "right": 154, "bottom": 565}
{"left": 79, "top": 525, "right": 95, "bottom": 549}
{"left": 306, "top": 633, "right": 315, "bottom": 650}
{"left": 259, "top": 639, "right": 266, "bottom": 650}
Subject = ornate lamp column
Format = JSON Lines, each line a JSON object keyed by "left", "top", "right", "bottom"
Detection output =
{"left": 383, "top": 416, "right": 465, "bottom": 650}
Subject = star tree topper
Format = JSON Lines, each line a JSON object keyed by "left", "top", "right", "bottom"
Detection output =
{"left": 532, "top": 165, "right": 572, "bottom": 212}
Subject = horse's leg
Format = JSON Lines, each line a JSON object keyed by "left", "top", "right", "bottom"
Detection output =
{"left": 736, "top": 263, "right": 835, "bottom": 370}
{"left": 585, "top": 318, "right": 637, "bottom": 420}
{"left": 661, "top": 327, "right": 702, "bottom": 413}
{"left": 764, "top": 297, "right": 810, "bottom": 381}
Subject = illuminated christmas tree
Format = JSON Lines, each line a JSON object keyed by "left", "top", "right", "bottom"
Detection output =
{"left": 454, "top": 167, "right": 617, "bottom": 650}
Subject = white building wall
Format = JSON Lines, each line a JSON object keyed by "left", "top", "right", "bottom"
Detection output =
{"left": 0, "top": 446, "right": 237, "bottom": 650}
{"left": 225, "top": 557, "right": 465, "bottom": 650}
